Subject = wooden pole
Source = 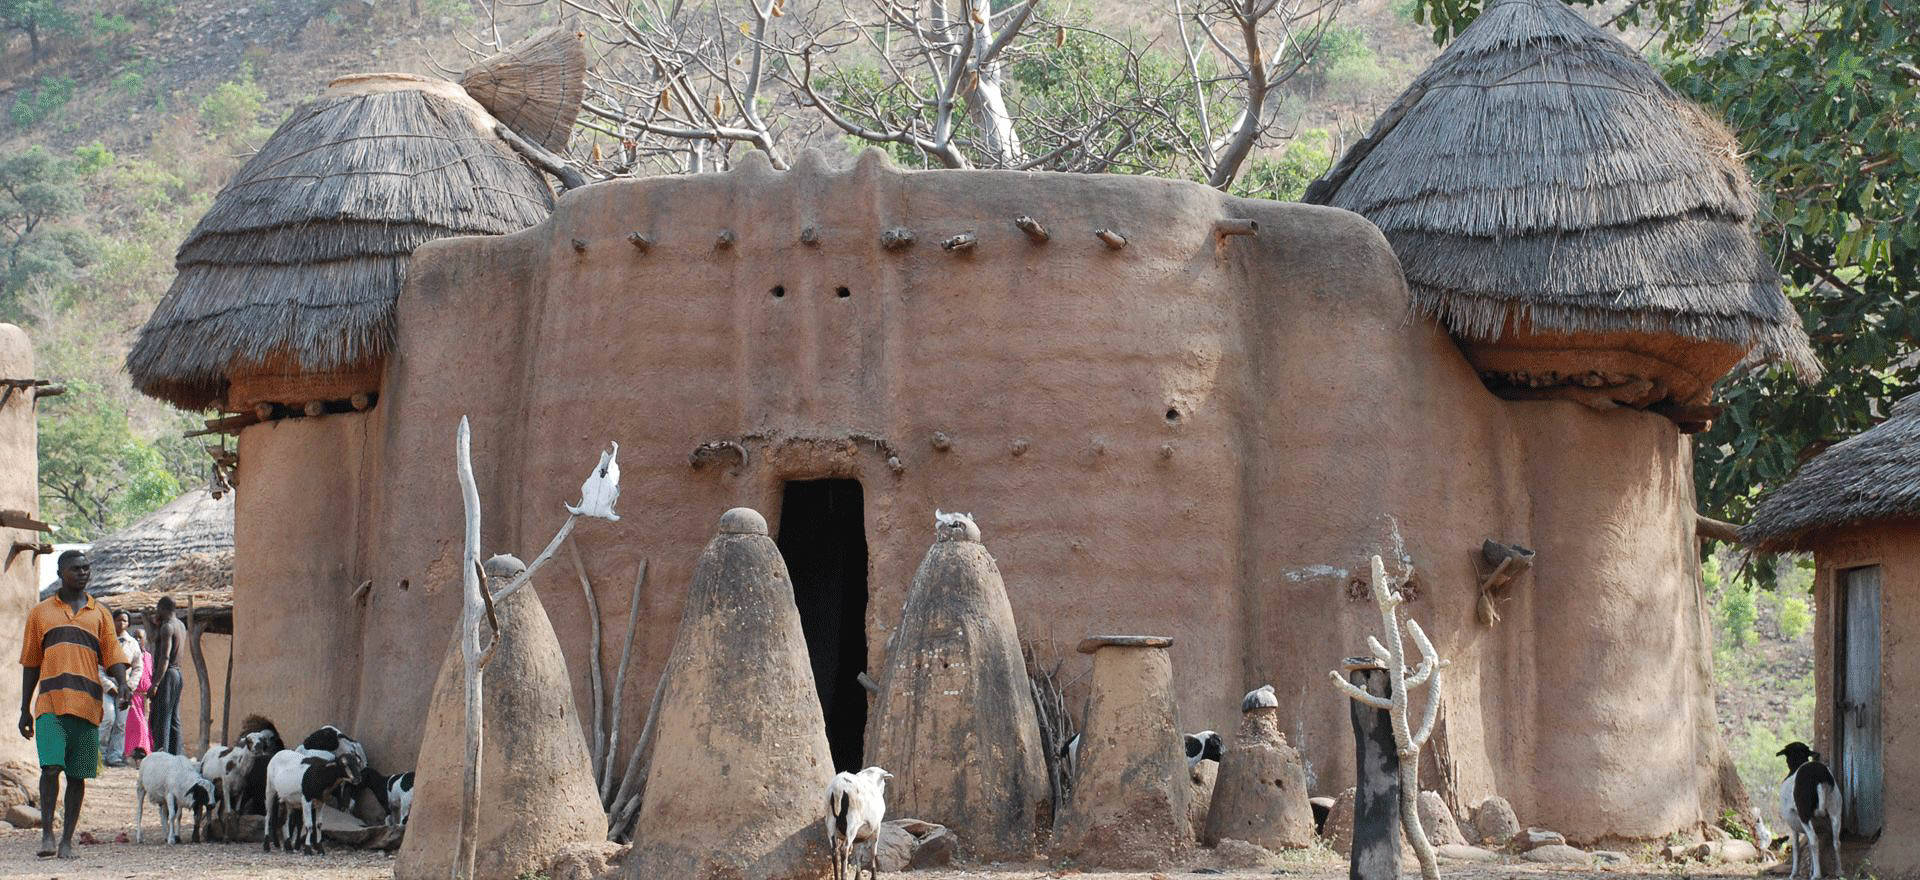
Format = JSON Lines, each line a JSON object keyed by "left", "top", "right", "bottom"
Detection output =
{"left": 569, "top": 539, "right": 608, "bottom": 787}
{"left": 455, "top": 417, "right": 486, "bottom": 880}
{"left": 600, "top": 559, "right": 647, "bottom": 807}
{"left": 221, "top": 628, "right": 234, "bottom": 745}
{"left": 1349, "top": 665, "right": 1399, "bottom": 880}
{"left": 188, "top": 595, "right": 212, "bottom": 754}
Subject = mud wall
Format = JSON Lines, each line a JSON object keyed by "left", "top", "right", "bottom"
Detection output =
{"left": 0, "top": 324, "right": 41, "bottom": 799}
{"left": 1812, "top": 522, "right": 1918, "bottom": 877}
{"left": 227, "top": 152, "right": 1737, "bottom": 842}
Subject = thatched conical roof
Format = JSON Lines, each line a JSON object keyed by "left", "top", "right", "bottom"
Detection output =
{"left": 1741, "top": 393, "right": 1920, "bottom": 552}
{"left": 460, "top": 28, "right": 587, "bottom": 155}
{"left": 84, "top": 488, "right": 233, "bottom": 596}
{"left": 1303, "top": 0, "right": 1817, "bottom": 383}
{"left": 127, "top": 74, "right": 556, "bottom": 410}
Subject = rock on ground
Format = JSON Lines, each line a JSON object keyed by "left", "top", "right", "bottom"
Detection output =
{"left": 1322, "top": 788, "right": 1355, "bottom": 855}
{"left": 1591, "top": 850, "right": 1632, "bottom": 865}
{"left": 1212, "top": 837, "right": 1282, "bottom": 869}
{"left": 1435, "top": 843, "right": 1501, "bottom": 862}
{"left": 1470, "top": 796, "right": 1519, "bottom": 847}
{"left": 1416, "top": 791, "right": 1466, "bottom": 847}
{"left": 1512, "top": 827, "right": 1566, "bottom": 852}
{"left": 1523, "top": 844, "right": 1593, "bottom": 865}
{"left": 4, "top": 804, "right": 37, "bottom": 829}
{"left": 545, "top": 840, "right": 627, "bottom": 880}
{"left": 874, "top": 818, "right": 956, "bottom": 871}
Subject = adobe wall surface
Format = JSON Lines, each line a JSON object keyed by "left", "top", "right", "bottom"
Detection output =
{"left": 1812, "top": 522, "right": 1919, "bottom": 878}
{"left": 0, "top": 325, "right": 40, "bottom": 797}
{"left": 225, "top": 152, "right": 1738, "bottom": 843}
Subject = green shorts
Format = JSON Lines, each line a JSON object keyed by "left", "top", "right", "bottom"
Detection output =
{"left": 35, "top": 713, "right": 99, "bottom": 780}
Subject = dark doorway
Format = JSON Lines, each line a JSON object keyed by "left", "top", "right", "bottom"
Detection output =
{"left": 776, "top": 479, "right": 869, "bottom": 771}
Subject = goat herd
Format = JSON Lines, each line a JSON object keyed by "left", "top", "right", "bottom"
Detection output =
{"left": 130, "top": 716, "right": 414, "bottom": 855}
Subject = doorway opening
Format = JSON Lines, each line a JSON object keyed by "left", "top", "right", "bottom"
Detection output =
{"left": 776, "top": 478, "right": 869, "bottom": 771}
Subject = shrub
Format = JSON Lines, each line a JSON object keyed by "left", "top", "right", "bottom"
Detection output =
{"left": 9, "top": 75, "right": 77, "bottom": 129}
{"left": 198, "top": 69, "right": 266, "bottom": 141}
{"left": 72, "top": 142, "right": 115, "bottom": 176}
{"left": 111, "top": 70, "right": 146, "bottom": 97}
{"left": 1720, "top": 581, "right": 1756, "bottom": 648}
{"left": 1778, "top": 596, "right": 1811, "bottom": 640}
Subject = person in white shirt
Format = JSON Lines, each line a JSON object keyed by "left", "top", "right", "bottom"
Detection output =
{"left": 97, "top": 611, "right": 141, "bottom": 768}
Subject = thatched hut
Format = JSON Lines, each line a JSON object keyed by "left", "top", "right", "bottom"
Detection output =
{"left": 1304, "top": 0, "right": 1815, "bottom": 412}
{"left": 125, "top": 32, "right": 585, "bottom": 413}
{"left": 1741, "top": 393, "right": 1919, "bottom": 867}
{"left": 84, "top": 488, "right": 232, "bottom": 595}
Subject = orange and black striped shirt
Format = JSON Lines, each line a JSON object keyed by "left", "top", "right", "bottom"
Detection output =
{"left": 19, "top": 594, "right": 124, "bottom": 725}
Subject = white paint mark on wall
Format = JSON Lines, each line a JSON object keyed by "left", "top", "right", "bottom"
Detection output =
{"left": 1285, "top": 565, "right": 1350, "bottom": 583}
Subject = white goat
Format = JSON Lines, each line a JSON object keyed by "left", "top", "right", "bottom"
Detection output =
{"left": 135, "top": 752, "right": 215, "bottom": 845}
{"left": 824, "top": 766, "right": 892, "bottom": 880}
{"left": 1778, "top": 742, "right": 1843, "bottom": 880}
{"left": 200, "top": 732, "right": 274, "bottom": 838}
{"left": 264, "top": 749, "right": 358, "bottom": 855}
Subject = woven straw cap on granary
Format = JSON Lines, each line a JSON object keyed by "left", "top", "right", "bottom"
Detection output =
{"left": 83, "top": 488, "right": 233, "bottom": 596}
{"left": 1741, "top": 393, "right": 1920, "bottom": 553}
{"left": 1304, "top": 0, "right": 1817, "bottom": 412}
{"left": 126, "top": 32, "right": 587, "bottom": 413}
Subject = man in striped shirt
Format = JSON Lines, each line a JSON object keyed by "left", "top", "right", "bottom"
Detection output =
{"left": 18, "top": 551, "right": 128, "bottom": 860}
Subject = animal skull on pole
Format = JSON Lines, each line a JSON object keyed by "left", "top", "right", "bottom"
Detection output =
{"left": 1328, "top": 554, "right": 1447, "bottom": 880}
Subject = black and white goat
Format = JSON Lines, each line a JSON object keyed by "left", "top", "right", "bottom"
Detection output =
{"left": 199, "top": 728, "right": 279, "bottom": 838}
{"left": 825, "top": 766, "right": 892, "bottom": 880}
{"left": 299, "top": 725, "right": 369, "bottom": 812}
{"left": 1777, "top": 741, "right": 1843, "bottom": 880}
{"left": 365, "top": 768, "right": 416, "bottom": 827}
{"left": 135, "top": 752, "right": 216, "bottom": 845}
{"left": 234, "top": 716, "right": 284, "bottom": 816}
{"left": 1184, "top": 730, "right": 1225, "bottom": 771}
{"left": 264, "top": 749, "right": 360, "bottom": 855}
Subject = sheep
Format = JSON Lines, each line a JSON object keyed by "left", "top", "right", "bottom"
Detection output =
{"left": 199, "top": 728, "right": 279, "bottom": 840}
{"left": 1777, "top": 741, "right": 1843, "bottom": 880}
{"left": 134, "top": 752, "right": 216, "bottom": 845}
{"left": 298, "top": 725, "right": 369, "bottom": 811}
{"left": 824, "top": 766, "right": 892, "bottom": 880}
{"left": 364, "top": 768, "right": 416, "bottom": 827}
{"left": 234, "top": 716, "right": 284, "bottom": 816}
{"left": 1184, "top": 729, "right": 1224, "bottom": 771}
{"left": 264, "top": 748, "right": 359, "bottom": 855}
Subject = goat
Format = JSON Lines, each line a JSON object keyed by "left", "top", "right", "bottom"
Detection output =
{"left": 1184, "top": 730, "right": 1224, "bottom": 771}
{"left": 1057, "top": 733, "right": 1082, "bottom": 781}
{"left": 298, "top": 725, "right": 368, "bottom": 811}
{"left": 363, "top": 768, "right": 416, "bottom": 827}
{"left": 1778, "top": 742, "right": 1843, "bottom": 880}
{"left": 264, "top": 749, "right": 358, "bottom": 855}
{"left": 200, "top": 729, "right": 278, "bottom": 840}
{"left": 235, "top": 716, "right": 283, "bottom": 816}
{"left": 134, "top": 752, "right": 215, "bottom": 845}
{"left": 824, "top": 766, "right": 892, "bottom": 880}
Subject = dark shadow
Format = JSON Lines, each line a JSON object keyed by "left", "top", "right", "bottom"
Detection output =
{"left": 776, "top": 478, "right": 869, "bottom": 771}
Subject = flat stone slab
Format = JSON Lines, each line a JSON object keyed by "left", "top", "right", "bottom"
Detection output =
{"left": 1436, "top": 844, "right": 1502, "bottom": 863}
{"left": 1077, "top": 635, "right": 1173, "bottom": 653}
{"left": 1523, "top": 844, "right": 1593, "bottom": 865}
{"left": 1340, "top": 655, "right": 1386, "bottom": 671}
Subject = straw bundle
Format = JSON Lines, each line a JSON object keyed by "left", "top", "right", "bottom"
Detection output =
{"left": 460, "top": 28, "right": 588, "bottom": 155}
{"left": 1304, "top": 0, "right": 1816, "bottom": 379}
{"left": 1742, "top": 393, "right": 1920, "bottom": 552}
{"left": 128, "top": 76, "right": 555, "bottom": 411}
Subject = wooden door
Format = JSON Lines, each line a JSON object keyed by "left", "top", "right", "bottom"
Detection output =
{"left": 1838, "top": 565, "right": 1884, "bottom": 836}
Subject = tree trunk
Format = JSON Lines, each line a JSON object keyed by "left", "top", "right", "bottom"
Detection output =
{"left": 1349, "top": 667, "right": 1400, "bottom": 880}
{"left": 965, "top": 0, "right": 1022, "bottom": 166}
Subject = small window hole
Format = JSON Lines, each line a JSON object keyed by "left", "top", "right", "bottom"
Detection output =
{"left": 835, "top": 286, "right": 851, "bottom": 299}
{"left": 1165, "top": 408, "right": 1182, "bottom": 424}
{"left": 399, "top": 579, "right": 411, "bottom": 591}
{"left": 771, "top": 285, "right": 786, "bottom": 299}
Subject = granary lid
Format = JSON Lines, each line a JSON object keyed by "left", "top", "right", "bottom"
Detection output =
{"left": 1741, "top": 393, "right": 1920, "bottom": 552}
{"left": 1303, "top": 0, "right": 1816, "bottom": 385}
{"left": 459, "top": 28, "right": 587, "bottom": 155}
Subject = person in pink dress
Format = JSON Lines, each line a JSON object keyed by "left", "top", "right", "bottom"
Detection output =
{"left": 122, "top": 631, "right": 153, "bottom": 761}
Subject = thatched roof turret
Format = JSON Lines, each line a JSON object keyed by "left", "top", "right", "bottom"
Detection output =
{"left": 128, "top": 74, "right": 558, "bottom": 411}
{"left": 1742, "top": 394, "right": 1920, "bottom": 552}
{"left": 1304, "top": 0, "right": 1816, "bottom": 409}
{"left": 85, "top": 488, "right": 233, "bottom": 596}
{"left": 459, "top": 28, "right": 587, "bottom": 155}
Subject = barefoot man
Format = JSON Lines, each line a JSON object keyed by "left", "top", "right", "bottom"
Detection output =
{"left": 18, "top": 550, "right": 128, "bottom": 859}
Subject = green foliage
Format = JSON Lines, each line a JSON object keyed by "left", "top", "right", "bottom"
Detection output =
{"left": 198, "top": 67, "right": 266, "bottom": 141}
{"left": 36, "top": 379, "right": 188, "bottom": 540}
{"left": 1232, "top": 130, "right": 1334, "bottom": 201}
{"left": 1408, "top": 0, "right": 1920, "bottom": 528}
{"left": 1284, "top": 23, "right": 1374, "bottom": 93}
{"left": 1707, "top": 556, "right": 1758, "bottom": 648}
{"left": 1777, "top": 595, "right": 1811, "bottom": 640}
{"left": 89, "top": 11, "right": 133, "bottom": 39}
{"left": 110, "top": 69, "right": 146, "bottom": 97}
{"left": 0, "top": 0, "right": 82, "bottom": 59}
{"left": 0, "top": 145, "right": 97, "bottom": 317}
{"left": 9, "top": 74, "right": 76, "bottom": 129}
{"left": 72, "top": 141, "right": 115, "bottom": 176}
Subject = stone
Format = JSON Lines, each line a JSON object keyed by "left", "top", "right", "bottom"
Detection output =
{"left": 1187, "top": 759, "right": 1218, "bottom": 841}
{"left": 623, "top": 510, "right": 836, "bottom": 880}
{"left": 865, "top": 521, "right": 1048, "bottom": 860}
{"left": 395, "top": 565, "right": 604, "bottom": 880}
{"left": 1309, "top": 796, "right": 1335, "bottom": 834}
{"left": 1435, "top": 844, "right": 1501, "bottom": 863}
{"left": 1049, "top": 637, "right": 1189, "bottom": 870}
{"left": 1471, "top": 796, "right": 1520, "bottom": 846}
{"left": 1720, "top": 839, "right": 1761, "bottom": 863}
{"left": 1323, "top": 787, "right": 1356, "bottom": 854}
{"left": 1512, "top": 827, "right": 1566, "bottom": 852}
{"left": 1201, "top": 707, "right": 1315, "bottom": 850}
{"left": 1416, "top": 790, "right": 1466, "bottom": 847}
{"left": 1523, "top": 844, "right": 1593, "bottom": 865}
{"left": 5, "top": 804, "right": 38, "bottom": 829}
{"left": 873, "top": 819, "right": 956, "bottom": 872}
{"left": 1212, "top": 837, "right": 1281, "bottom": 869}
{"left": 1590, "top": 850, "right": 1632, "bottom": 865}
{"left": 545, "top": 840, "right": 627, "bottom": 880}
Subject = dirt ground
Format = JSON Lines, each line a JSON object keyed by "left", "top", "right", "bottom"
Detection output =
{"left": 0, "top": 763, "right": 1788, "bottom": 880}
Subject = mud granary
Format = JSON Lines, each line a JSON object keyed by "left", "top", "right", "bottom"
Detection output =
{"left": 127, "top": 2, "right": 1814, "bottom": 847}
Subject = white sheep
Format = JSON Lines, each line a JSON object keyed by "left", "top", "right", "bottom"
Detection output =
{"left": 135, "top": 752, "right": 216, "bottom": 845}
{"left": 200, "top": 731, "right": 276, "bottom": 838}
{"left": 824, "top": 766, "right": 892, "bottom": 880}
{"left": 297, "top": 725, "right": 368, "bottom": 811}
{"left": 264, "top": 748, "right": 358, "bottom": 855}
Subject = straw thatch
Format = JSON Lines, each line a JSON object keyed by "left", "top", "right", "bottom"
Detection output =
{"left": 1741, "top": 393, "right": 1920, "bottom": 552}
{"left": 84, "top": 489, "right": 233, "bottom": 596}
{"left": 127, "top": 76, "right": 556, "bottom": 410}
{"left": 460, "top": 29, "right": 587, "bottom": 155}
{"left": 1302, "top": 0, "right": 1817, "bottom": 379}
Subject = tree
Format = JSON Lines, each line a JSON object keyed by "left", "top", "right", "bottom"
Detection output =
{"left": 36, "top": 380, "right": 186, "bottom": 540}
{"left": 0, "top": 146, "right": 96, "bottom": 321}
{"left": 0, "top": 0, "right": 79, "bottom": 64}
{"left": 1408, "top": 0, "right": 1920, "bottom": 527}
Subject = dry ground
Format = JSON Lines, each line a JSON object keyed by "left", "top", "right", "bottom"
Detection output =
{"left": 0, "top": 764, "right": 1788, "bottom": 880}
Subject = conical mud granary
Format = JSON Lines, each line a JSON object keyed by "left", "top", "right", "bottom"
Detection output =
{"left": 628, "top": 508, "right": 834, "bottom": 880}
{"left": 1052, "top": 636, "right": 1189, "bottom": 870}
{"left": 866, "top": 512, "right": 1048, "bottom": 860}
{"left": 1202, "top": 701, "right": 1315, "bottom": 849}
{"left": 397, "top": 556, "right": 603, "bottom": 880}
